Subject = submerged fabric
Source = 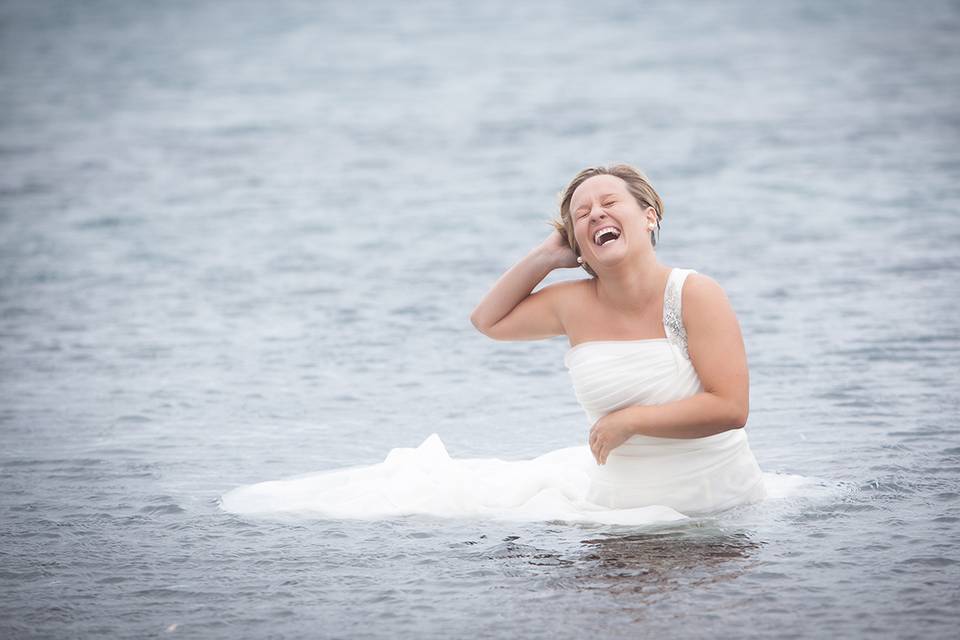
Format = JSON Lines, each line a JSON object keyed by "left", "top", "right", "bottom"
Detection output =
{"left": 222, "top": 268, "right": 773, "bottom": 525}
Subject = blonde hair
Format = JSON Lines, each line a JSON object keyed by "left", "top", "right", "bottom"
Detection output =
{"left": 551, "top": 164, "right": 664, "bottom": 277}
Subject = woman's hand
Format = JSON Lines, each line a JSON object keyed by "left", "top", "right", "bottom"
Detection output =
{"left": 589, "top": 412, "right": 634, "bottom": 465}
{"left": 539, "top": 228, "right": 580, "bottom": 269}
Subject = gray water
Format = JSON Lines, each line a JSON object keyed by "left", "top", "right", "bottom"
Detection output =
{"left": 2, "top": 0, "right": 959, "bottom": 637}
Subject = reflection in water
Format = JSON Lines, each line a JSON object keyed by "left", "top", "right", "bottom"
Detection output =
{"left": 574, "top": 527, "right": 761, "bottom": 601}
{"left": 471, "top": 525, "right": 761, "bottom": 604}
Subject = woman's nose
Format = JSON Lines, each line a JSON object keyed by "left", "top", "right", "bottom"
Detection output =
{"left": 589, "top": 205, "right": 607, "bottom": 221}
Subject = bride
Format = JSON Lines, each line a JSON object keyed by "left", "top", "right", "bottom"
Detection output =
{"left": 221, "top": 164, "right": 767, "bottom": 525}
{"left": 469, "top": 164, "right": 766, "bottom": 515}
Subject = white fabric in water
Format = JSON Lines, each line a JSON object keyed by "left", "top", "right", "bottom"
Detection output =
{"left": 221, "top": 434, "right": 690, "bottom": 526}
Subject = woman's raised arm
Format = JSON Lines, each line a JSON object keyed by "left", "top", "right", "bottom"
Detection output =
{"left": 470, "top": 229, "right": 580, "bottom": 341}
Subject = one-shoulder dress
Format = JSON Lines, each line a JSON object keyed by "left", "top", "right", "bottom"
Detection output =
{"left": 221, "top": 268, "right": 768, "bottom": 525}
{"left": 565, "top": 267, "right": 766, "bottom": 515}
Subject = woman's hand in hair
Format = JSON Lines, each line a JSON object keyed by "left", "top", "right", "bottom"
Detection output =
{"left": 539, "top": 228, "right": 580, "bottom": 269}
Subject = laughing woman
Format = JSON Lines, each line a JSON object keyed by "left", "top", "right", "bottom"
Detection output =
{"left": 470, "top": 164, "right": 766, "bottom": 513}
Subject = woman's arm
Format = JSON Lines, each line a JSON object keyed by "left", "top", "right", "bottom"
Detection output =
{"left": 589, "top": 274, "right": 749, "bottom": 463}
{"left": 470, "top": 230, "right": 580, "bottom": 341}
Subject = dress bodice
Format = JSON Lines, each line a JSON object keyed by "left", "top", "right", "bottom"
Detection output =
{"left": 564, "top": 268, "right": 702, "bottom": 426}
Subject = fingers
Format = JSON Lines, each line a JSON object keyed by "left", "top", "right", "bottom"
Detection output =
{"left": 596, "top": 438, "right": 611, "bottom": 465}
{"left": 589, "top": 423, "right": 607, "bottom": 465}
{"left": 591, "top": 439, "right": 606, "bottom": 465}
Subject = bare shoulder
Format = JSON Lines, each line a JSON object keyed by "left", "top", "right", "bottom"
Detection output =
{"left": 539, "top": 277, "right": 594, "bottom": 327}
{"left": 537, "top": 276, "right": 592, "bottom": 297}
{"left": 683, "top": 272, "right": 728, "bottom": 304}
{"left": 545, "top": 277, "right": 593, "bottom": 307}
{"left": 682, "top": 272, "right": 738, "bottom": 326}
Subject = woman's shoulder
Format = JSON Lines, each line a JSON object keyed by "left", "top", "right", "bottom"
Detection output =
{"left": 539, "top": 277, "right": 594, "bottom": 315}
{"left": 680, "top": 270, "right": 720, "bottom": 295}
{"left": 547, "top": 276, "right": 594, "bottom": 299}
{"left": 679, "top": 271, "right": 737, "bottom": 324}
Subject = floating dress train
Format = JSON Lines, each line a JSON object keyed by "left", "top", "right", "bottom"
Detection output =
{"left": 221, "top": 268, "right": 771, "bottom": 526}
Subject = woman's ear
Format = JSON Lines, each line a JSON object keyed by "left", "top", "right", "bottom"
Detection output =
{"left": 644, "top": 206, "right": 658, "bottom": 227}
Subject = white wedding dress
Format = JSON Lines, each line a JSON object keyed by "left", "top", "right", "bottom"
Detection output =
{"left": 221, "top": 268, "right": 771, "bottom": 526}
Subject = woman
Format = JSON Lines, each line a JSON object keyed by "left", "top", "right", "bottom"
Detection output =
{"left": 470, "top": 164, "right": 766, "bottom": 514}
{"left": 221, "top": 165, "right": 767, "bottom": 524}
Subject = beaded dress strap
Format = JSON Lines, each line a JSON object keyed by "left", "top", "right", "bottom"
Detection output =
{"left": 663, "top": 268, "right": 697, "bottom": 360}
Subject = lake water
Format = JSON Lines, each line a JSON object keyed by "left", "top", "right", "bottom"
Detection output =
{"left": 1, "top": 0, "right": 958, "bottom": 637}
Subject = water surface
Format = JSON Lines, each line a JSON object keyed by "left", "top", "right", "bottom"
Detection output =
{"left": 1, "top": 0, "right": 959, "bottom": 637}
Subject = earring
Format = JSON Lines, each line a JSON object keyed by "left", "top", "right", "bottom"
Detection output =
{"left": 576, "top": 256, "right": 583, "bottom": 264}
{"left": 648, "top": 223, "right": 656, "bottom": 230}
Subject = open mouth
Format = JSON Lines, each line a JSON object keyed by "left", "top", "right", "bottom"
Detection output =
{"left": 593, "top": 226, "right": 621, "bottom": 247}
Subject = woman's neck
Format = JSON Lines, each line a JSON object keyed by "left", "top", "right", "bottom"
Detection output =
{"left": 593, "top": 255, "right": 669, "bottom": 314}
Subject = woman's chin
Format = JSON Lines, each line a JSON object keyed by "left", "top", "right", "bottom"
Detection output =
{"left": 588, "top": 241, "right": 629, "bottom": 267}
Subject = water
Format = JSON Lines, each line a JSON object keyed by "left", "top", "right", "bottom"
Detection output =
{"left": 1, "top": 0, "right": 958, "bottom": 637}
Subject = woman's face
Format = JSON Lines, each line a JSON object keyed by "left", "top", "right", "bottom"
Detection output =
{"left": 569, "top": 174, "right": 656, "bottom": 270}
